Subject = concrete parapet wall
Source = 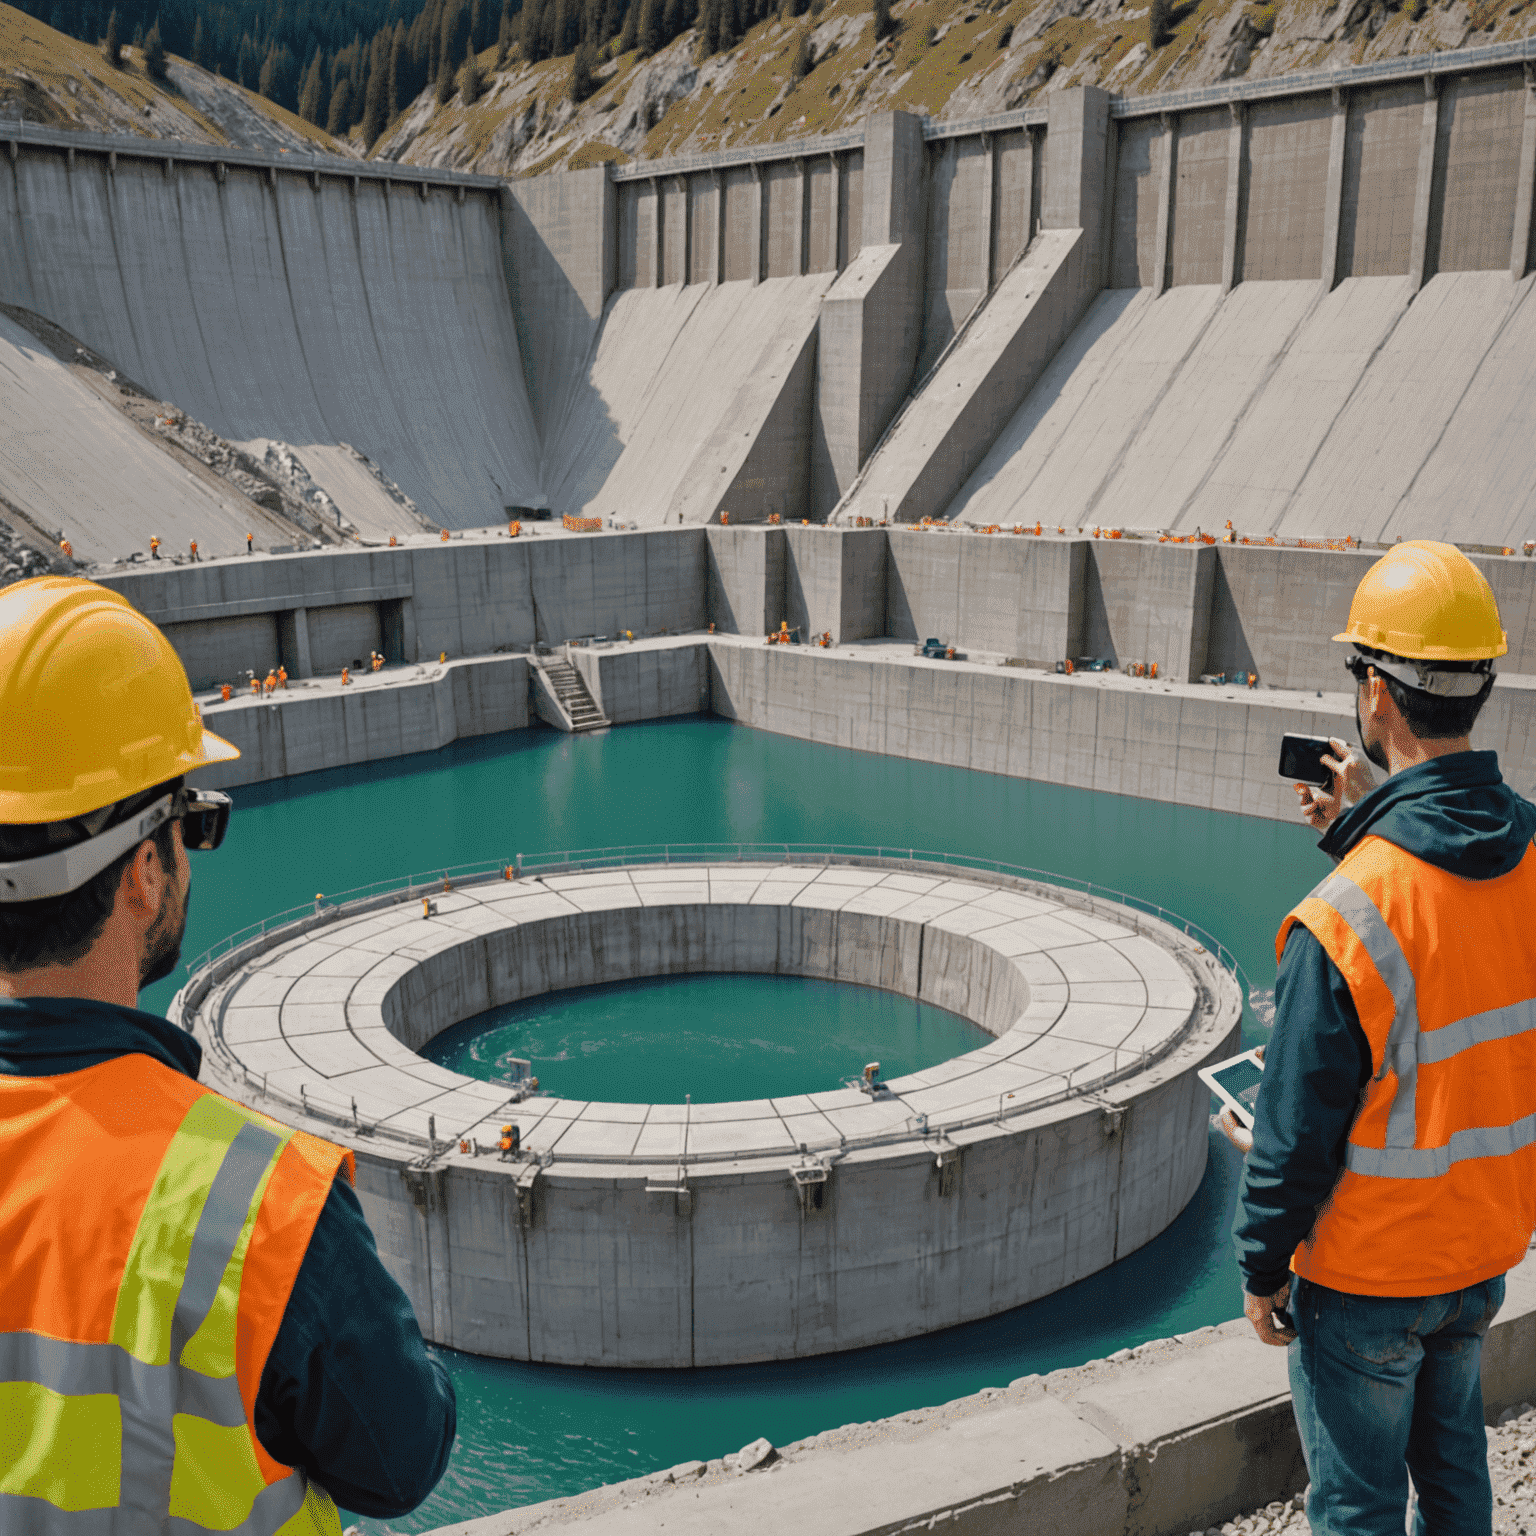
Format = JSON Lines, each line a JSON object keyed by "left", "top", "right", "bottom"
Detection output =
{"left": 97, "top": 533, "right": 708, "bottom": 673}
{"left": 783, "top": 527, "right": 888, "bottom": 643}
{"left": 191, "top": 656, "right": 529, "bottom": 789}
{"left": 885, "top": 532, "right": 1087, "bottom": 665}
{"left": 709, "top": 642, "right": 1360, "bottom": 821}
{"left": 437, "top": 1248, "right": 1536, "bottom": 1536}
{"left": 1086, "top": 540, "right": 1215, "bottom": 683}
{"left": 568, "top": 642, "right": 711, "bottom": 724}
{"left": 705, "top": 527, "right": 787, "bottom": 635}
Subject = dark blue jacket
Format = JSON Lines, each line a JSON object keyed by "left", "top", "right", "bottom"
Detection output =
{"left": 1233, "top": 750, "right": 1536, "bottom": 1298}
{"left": 0, "top": 997, "right": 456, "bottom": 1517}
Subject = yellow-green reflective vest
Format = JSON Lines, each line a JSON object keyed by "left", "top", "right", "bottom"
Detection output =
{"left": 1, "top": 1059, "right": 351, "bottom": 1533}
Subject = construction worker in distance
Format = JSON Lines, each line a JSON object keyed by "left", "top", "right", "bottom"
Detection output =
{"left": 59, "top": 536, "right": 72, "bottom": 560}
{"left": 1222, "top": 541, "right": 1536, "bottom": 1536}
{"left": 150, "top": 535, "right": 161, "bottom": 559}
{"left": 220, "top": 681, "right": 233, "bottom": 701}
{"left": 247, "top": 532, "right": 254, "bottom": 555}
{"left": 189, "top": 538, "right": 200, "bottom": 562}
{"left": 0, "top": 578, "right": 455, "bottom": 1526}
{"left": 340, "top": 665, "right": 352, "bottom": 686}
{"left": 263, "top": 668, "right": 277, "bottom": 696}
{"left": 277, "top": 664, "right": 289, "bottom": 689}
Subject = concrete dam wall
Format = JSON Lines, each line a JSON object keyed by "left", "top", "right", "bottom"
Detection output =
{"left": 0, "top": 136, "right": 542, "bottom": 532}
{"left": 846, "top": 54, "right": 1536, "bottom": 545}
{"left": 6, "top": 39, "right": 1536, "bottom": 558}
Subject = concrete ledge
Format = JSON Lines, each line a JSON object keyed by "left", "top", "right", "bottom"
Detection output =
{"left": 429, "top": 1247, "right": 1536, "bottom": 1536}
{"left": 194, "top": 655, "right": 529, "bottom": 788}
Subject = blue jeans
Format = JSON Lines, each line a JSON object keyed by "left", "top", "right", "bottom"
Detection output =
{"left": 1288, "top": 1273, "right": 1505, "bottom": 1536}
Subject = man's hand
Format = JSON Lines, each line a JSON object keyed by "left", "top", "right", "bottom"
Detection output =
{"left": 1296, "top": 737, "right": 1375, "bottom": 832}
{"left": 1216, "top": 1108, "right": 1253, "bottom": 1153}
{"left": 1213, "top": 1046, "right": 1264, "bottom": 1154}
{"left": 1244, "top": 1282, "right": 1296, "bottom": 1347}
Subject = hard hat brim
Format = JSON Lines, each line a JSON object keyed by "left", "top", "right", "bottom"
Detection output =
{"left": 0, "top": 725, "right": 240, "bottom": 826}
{"left": 1332, "top": 627, "right": 1508, "bottom": 661}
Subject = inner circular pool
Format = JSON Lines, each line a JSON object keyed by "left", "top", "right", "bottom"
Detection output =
{"left": 419, "top": 973, "right": 991, "bottom": 1103}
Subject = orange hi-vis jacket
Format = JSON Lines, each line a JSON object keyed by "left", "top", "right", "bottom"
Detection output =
{"left": 1278, "top": 833, "right": 1536, "bottom": 1297}
{"left": 0, "top": 1051, "right": 353, "bottom": 1532}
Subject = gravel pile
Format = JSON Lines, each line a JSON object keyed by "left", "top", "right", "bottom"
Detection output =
{"left": 0, "top": 519, "right": 58, "bottom": 589}
{"left": 1192, "top": 1401, "right": 1536, "bottom": 1536}
{"left": 144, "top": 408, "right": 343, "bottom": 540}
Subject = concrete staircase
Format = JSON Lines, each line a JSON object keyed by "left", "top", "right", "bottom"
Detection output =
{"left": 532, "top": 656, "right": 609, "bottom": 733}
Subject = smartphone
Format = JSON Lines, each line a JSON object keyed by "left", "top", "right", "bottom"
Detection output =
{"left": 1278, "top": 733, "right": 1335, "bottom": 788}
{"left": 1198, "top": 1048, "right": 1266, "bottom": 1129}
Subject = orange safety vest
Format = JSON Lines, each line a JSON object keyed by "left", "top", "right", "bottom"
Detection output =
{"left": 0, "top": 1052, "right": 353, "bottom": 1531}
{"left": 1278, "top": 834, "right": 1536, "bottom": 1297}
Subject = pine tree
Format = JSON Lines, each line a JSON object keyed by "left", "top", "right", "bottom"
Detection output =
{"left": 326, "top": 75, "right": 353, "bottom": 132}
{"left": 496, "top": 0, "right": 513, "bottom": 65}
{"left": 259, "top": 44, "right": 296, "bottom": 107}
{"left": 143, "top": 17, "right": 167, "bottom": 77}
{"left": 698, "top": 0, "right": 719, "bottom": 56}
{"left": 872, "top": 0, "right": 894, "bottom": 40}
{"left": 297, "top": 49, "right": 325, "bottom": 121}
{"left": 435, "top": 56, "right": 455, "bottom": 101}
{"left": 387, "top": 25, "right": 404, "bottom": 119}
{"left": 618, "top": 0, "right": 638, "bottom": 51}
{"left": 439, "top": 0, "right": 468, "bottom": 72}
{"left": 569, "top": 37, "right": 596, "bottom": 98}
{"left": 236, "top": 32, "right": 258, "bottom": 86}
{"left": 600, "top": 0, "right": 625, "bottom": 45}
{"left": 636, "top": 0, "right": 662, "bottom": 54}
{"left": 361, "top": 31, "right": 389, "bottom": 143}
{"left": 459, "top": 50, "right": 483, "bottom": 102}
{"left": 661, "top": 0, "right": 682, "bottom": 45}
{"left": 191, "top": 15, "right": 207, "bottom": 66}
{"left": 103, "top": 8, "right": 121, "bottom": 65}
{"left": 520, "top": 0, "right": 547, "bottom": 61}
{"left": 1148, "top": 0, "right": 1171, "bottom": 46}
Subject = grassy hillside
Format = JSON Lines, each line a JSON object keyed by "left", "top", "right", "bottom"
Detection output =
{"left": 0, "top": 2, "right": 351, "bottom": 150}
{"left": 375, "top": 0, "right": 1536, "bottom": 175}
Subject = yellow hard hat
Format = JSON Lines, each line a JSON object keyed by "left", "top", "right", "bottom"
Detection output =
{"left": 1334, "top": 540, "right": 1506, "bottom": 662}
{"left": 0, "top": 577, "right": 239, "bottom": 825}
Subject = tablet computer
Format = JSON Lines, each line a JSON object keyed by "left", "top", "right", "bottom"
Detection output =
{"left": 1198, "top": 1048, "right": 1266, "bottom": 1129}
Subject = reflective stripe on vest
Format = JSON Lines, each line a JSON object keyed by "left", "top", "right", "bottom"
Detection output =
{"left": 0, "top": 1091, "right": 342, "bottom": 1535}
{"left": 1309, "top": 870, "right": 1536, "bottom": 1180}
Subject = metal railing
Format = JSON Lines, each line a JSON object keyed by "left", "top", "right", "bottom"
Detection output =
{"left": 0, "top": 120, "right": 505, "bottom": 188}
{"left": 184, "top": 841, "right": 1252, "bottom": 997}
{"left": 180, "top": 844, "right": 1254, "bottom": 1166}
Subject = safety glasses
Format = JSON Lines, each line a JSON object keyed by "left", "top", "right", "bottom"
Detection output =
{"left": 174, "top": 786, "right": 232, "bottom": 852}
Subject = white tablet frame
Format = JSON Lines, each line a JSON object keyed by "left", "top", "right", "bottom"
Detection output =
{"left": 1198, "top": 1047, "right": 1266, "bottom": 1130}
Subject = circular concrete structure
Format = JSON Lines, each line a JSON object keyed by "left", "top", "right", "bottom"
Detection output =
{"left": 177, "top": 851, "right": 1243, "bottom": 1368}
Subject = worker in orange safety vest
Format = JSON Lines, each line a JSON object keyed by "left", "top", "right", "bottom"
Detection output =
{"left": 0, "top": 578, "right": 455, "bottom": 1531}
{"left": 1222, "top": 541, "right": 1534, "bottom": 1536}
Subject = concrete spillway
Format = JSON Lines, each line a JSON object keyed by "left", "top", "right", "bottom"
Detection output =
{"left": 0, "top": 144, "right": 541, "bottom": 530}
{"left": 178, "top": 854, "right": 1240, "bottom": 1368}
{"left": 0, "top": 308, "right": 301, "bottom": 560}
{"left": 946, "top": 271, "right": 1536, "bottom": 545}
{"left": 540, "top": 275, "right": 833, "bottom": 528}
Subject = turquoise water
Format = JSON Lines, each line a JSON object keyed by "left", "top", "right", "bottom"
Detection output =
{"left": 140, "top": 717, "right": 1327, "bottom": 1530}
{"left": 422, "top": 974, "right": 990, "bottom": 1103}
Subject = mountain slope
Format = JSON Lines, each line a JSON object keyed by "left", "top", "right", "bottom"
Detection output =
{"left": 375, "top": 0, "right": 1535, "bottom": 177}
{"left": 0, "top": 3, "right": 353, "bottom": 153}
